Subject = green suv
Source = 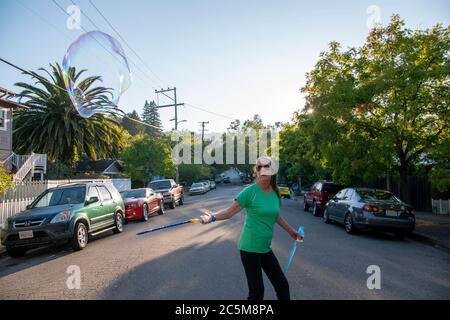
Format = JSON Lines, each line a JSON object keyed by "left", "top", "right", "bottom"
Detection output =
{"left": 0, "top": 182, "right": 125, "bottom": 257}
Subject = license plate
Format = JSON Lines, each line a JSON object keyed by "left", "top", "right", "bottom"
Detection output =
{"left": 385, "top": 210, "right": 400, "bottom": 217}
{"left": 19, "top": 230, "right": 34, "bottom": 240}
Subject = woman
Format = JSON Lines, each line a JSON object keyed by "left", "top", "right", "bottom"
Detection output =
{"left": 199, "top": 156, "right": 301, "bottom": 300}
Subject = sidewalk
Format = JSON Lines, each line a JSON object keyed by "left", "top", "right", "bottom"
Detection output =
{"left": 409, "top": 211, "right": 450, "bottom": 253}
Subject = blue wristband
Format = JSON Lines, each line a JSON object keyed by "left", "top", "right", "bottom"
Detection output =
{"left": 211, "top": 215, "right": 217, "bottom": 222}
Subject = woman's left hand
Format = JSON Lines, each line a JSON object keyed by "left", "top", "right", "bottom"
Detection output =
{"left": 288, "top": 229, "right": 301, "bottom": 241}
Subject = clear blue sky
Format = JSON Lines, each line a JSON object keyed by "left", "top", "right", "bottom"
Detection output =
{"left": 1, "top": 0, "right": 449, "bottom": 133}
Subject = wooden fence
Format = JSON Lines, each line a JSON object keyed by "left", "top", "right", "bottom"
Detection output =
{"left": 432, "top": 199, "right": 450, "bottom": 215}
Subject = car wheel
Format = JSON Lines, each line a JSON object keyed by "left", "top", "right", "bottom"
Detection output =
{"left": 158, "top": 201, "right": 165, "bottom": 215}
{"left": 344, "top": 213, "right": 355, "bottom": 234}
{"left": 113, "top": 212, "right": 124, "bottom": 234}
{"left": 323, "top": 208, "right": 331, "bottom": 224}
{"left": 303, "top": 197, "right": 310, "bottom": 212}
{"left": 179, "top": 195, "right": 184, "bottom": 205}
{"left": 72, "top": 222, "right": 88, "bottom": 251}
{"left": 312, "top": 201, "right": 321, "bottom": 216}
{"left": 6, "top": 246, "right": 27, "bottom": 258}
{"left": 142, "top": 204, "right": 149, "bottom": 221}
{"left": 169, "top": 198, "right": 176, "bottom": 209}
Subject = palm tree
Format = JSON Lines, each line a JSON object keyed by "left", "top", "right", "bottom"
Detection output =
{"left": 13, "top": 63, "right": 126, "bottom": 164}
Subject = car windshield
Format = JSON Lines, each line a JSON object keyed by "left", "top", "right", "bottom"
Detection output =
{"left": 358, "top": 190, "right": 401, "bottom": 203}
{"left": 31, "top": 186, "right": 86, "bottom": 208}
{"left": 149, "top": 181, "right": 171, "bottom": 189}
{"left": 322, "top": 184, "right": 344, "bottom": 193}
{"left": 121, "top": 190, "right": 146, "bottom": 198}
{"left": 191, "top": 183, "right": 203, "bottom": 188}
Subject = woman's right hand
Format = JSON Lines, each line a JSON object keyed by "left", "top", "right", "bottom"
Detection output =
{"left": 199, "top": 209, "right": 214, "bottom": 224}
{"left": 199, "top": 213, "right": 212, "bottom": 224}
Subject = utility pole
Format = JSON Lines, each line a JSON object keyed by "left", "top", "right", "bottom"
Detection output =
{"left": 155, "top": 87, "right": 185, "bottom": 130}
{"left": 155, "top": 87, "right": 185, "bottom": 183}
{"left": 198, "top": 121, "right": 209, "bottom": 163}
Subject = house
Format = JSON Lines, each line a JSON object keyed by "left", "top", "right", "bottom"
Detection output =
{"left": 0, "top": 87, "right": 47, "bottom": 181}
{"left": 75, "top": 159, "right": 124, "bottom": 178}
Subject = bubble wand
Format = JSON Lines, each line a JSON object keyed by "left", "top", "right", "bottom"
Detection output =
{"left": 136, "top": 219, "right": 202, "bottom": 236}
{"left": 284, "top": 226, "right": 305, "bottom": 274}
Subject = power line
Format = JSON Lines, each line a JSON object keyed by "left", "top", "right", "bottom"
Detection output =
{"left": 52, "top": 0, "right": 172, "bottom": 106}
{"left": 185, "top": 102, "right": 237, "bottom": 121}
{"left": 16, "top": 0, "right": 240, "bottom": 126}
{"left": 15, "top": 0, "right": 72, "bottom": 41}
{"left": 88, "top": 0, "right": 168, "bottom": 88}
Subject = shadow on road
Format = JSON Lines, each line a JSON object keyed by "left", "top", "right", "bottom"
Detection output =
{"left": 0, "top": 231, "right": 118, "bottom": 278}
{"left": 100, "top": 237, "right": 248, "bottom": 300}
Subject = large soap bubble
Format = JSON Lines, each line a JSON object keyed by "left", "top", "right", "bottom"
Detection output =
{"left": 62, "top": 31, "right": 131, "bottom": 118}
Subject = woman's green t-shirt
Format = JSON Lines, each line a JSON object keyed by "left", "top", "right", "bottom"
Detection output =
{"left": 235, "top": 183, "right": 281, "bottom": 253}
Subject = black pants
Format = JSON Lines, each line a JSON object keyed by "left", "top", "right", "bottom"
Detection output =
{"left": 240, "top": 250, "right": 290, "bottom": 300}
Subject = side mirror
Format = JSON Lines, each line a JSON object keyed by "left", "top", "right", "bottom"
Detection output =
{"left": 86, "top": 196, "right": 99, "bottom": 205}
{"left": 26, "top": 204, "right": 31, "bottom": 210}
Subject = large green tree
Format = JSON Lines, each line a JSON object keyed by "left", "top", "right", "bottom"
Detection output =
{"left": 297, "top": 15, "right": 449, "bottom": 200}
{"left": 120, "top": 134, "right": 176, "bottom": 186}
{"left": 141, "top": 100, "right": 162, "bottom": 136}
{"left": 13, "top": 63, "right": 126, "bottom": 164}
{"left": 121, "top": 110, "right": 146, "bottom": 136}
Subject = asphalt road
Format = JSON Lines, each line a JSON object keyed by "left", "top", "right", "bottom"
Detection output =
{"left": 0, "top": 184, "right": 449, "bottom": 300}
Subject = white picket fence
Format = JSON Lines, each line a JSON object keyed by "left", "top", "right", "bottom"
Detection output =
{"left": 0, "top": 197, "right": 35, "bottom": 225}
{"left": 432, "top": 199, "right": 450, "bottom": 215}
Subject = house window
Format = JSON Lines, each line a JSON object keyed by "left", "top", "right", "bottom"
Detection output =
{"left": 0, "top": 109, "right": 7, "bottom": 131}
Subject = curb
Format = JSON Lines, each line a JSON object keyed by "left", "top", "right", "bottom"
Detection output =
{"left": 408, "top": 231, "right": 450, "bottom": 254}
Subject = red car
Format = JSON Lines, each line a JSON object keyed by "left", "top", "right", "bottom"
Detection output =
{"left": 304, "top": 181, "right": 346, "bottom": 216}
{"left": 120, "top": 188, "right": 165, "bottom": 222}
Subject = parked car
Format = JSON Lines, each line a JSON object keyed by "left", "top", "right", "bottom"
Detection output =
{"left": 209, "top": 181, "right": 216, "bottom": 190}
{"left": 214, "top": 175, "right": 223, "bottom": 184}
{"left": 278, "top": 183, "right": 291, "bottom": 199}
{"left": 223, "top": 177, "right": 231, "bottom": 184}
{"left": 304, "top": 181, "right": 346, "bottom": 216}
{"left": 189, "top": 182, "right": 208, "bottom": 195}
{"left": 243, "top": 176, "right": 253, "bottom": 184}
{"left": 120, "top": 188, "right": 165, "bottom": 222}
{"left": 148, "top": 179, "right": 184, "bottom": 209}
{"left": 200, "top": 180, "right": 211, "bottom": 191}
{"left": 323, "top": 188, "right": 415, "bottom": 238}
{"left": 0, "top": 182, "right": 125, "bottom": 257}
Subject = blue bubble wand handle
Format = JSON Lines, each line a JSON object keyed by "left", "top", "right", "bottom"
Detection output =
{"left": 136, "top": 219, "right": 202, "bottom": 236}
{"left": 284, "top": 226, "right": 305, "bottom": 274}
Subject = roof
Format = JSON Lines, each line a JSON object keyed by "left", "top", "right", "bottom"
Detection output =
{"left": 0, "top": 97, "right": 29, "bottom": 109}
{"left": 75, "top": 160, "right": 122, "bottom": 173}
{"left": 0, "top": 87, "right": 29, "bottom": 109}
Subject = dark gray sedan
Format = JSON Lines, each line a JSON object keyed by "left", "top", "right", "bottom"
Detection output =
{"left": 322, "top": 188, "right": 415, "bottom": 239}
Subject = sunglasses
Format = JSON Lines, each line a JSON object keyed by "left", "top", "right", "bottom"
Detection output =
{"left": 256, "top": 164, "right": 271, "bottom": 171}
